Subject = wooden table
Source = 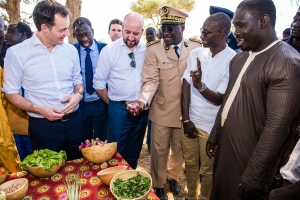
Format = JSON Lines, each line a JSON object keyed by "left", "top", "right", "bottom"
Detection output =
{"left": 8, "top": 152, "right": 159, "bottom": 200}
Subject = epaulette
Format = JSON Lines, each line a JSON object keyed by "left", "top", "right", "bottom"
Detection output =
{"left": 146, "top": 39, "right": 160, "bottom": 47}
{"left": 189, "top": 37, "right": 202, "bottom": 44}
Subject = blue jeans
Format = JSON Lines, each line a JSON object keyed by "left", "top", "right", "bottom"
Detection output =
{"left": 108, "top": 101, "right": 148, "bottom": 169}
{"left": 81, "top": 99, "right": 108, "bottom": 141}
{"left": 28, "top": 110, "right": 85, "bottom": 161}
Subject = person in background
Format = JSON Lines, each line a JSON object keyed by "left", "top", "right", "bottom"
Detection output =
{"left": 282, "top": 8, "right": 300, "bottom": 53}
{"left": 181, "top": 13, "right": 236, "bottom": 200}
{"left": 2, "top": 0, "right": 84, "bottom": 161}
{"left": 108, "top": 18, "right": 122, "bottom": 42}
{"left": 209, "top": 5, "right": 240, "bottom": 52}
{"left": 73, "top": 17, "right": 108, "bottom": 141}
{"left": 145, "top": 27, "right": 156, "bottom": 43}
{"left": 133, "top": 5, "right": 202, "bottom": 199}
{"left": 282, "top": 28, "right": 290, "bottom": 39}
{"left": 5, "top": 22, "right": 33, "bottom": 161}
{"left": 0, "top": 18, "right": 6, "bottom": 68}
{"left": 206, "top": 0, "right": 300, "bottom": 199}
{"left": 93, "top": 12, "right": 147, "bottom": 169}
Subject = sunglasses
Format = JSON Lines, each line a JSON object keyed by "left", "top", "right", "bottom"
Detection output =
{"left": 161, "top": 24, "right": 180, "bottom": 32}
{"left": 128, "top": 52, "right": 136, "bottom": 68}
{"left": 200, "top": 28, "right": 221, "bottom": 37}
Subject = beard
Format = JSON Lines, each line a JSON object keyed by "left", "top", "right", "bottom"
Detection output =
{"left": 124, "top": 38, "right": 138, "bottom": 49}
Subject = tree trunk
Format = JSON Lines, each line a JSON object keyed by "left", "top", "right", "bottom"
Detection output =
{"left": 2, "top": 0, "right": 21, "bottom": 23}
{"left": 65, "top": 0, "right": 82, "bottom": 44}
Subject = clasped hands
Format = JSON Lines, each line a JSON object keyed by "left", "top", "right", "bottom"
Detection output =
{"left": 39, "top": 93, "right": 82, "bottom": 121}
{"left": 126, "top": 100, "right": 145, "bottom": 116}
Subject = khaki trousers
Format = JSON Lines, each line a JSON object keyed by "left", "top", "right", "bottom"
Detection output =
{"left": 182, "top": 128, "right": 214, "bottom": 200}
{"left": 151, "top": 122, "right": 184, "bottom": 188}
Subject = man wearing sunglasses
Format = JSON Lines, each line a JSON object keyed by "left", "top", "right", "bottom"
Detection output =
{"left": 133, "top": 5, "right": 201, "bottom": 199}
{"left": 209, "top": 6, "right": 240, "bottom": 53}
{"left": 93, "top": 12, "right": 148, "bottom": 170}
{"left": 181, "top": 13, "right": 236, "bottom": 199}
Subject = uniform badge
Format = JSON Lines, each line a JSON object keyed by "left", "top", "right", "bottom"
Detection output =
{"left": 164, "top": 45, "right": 170, "bottom": 50}
{"left": 162, "top": 6, "right": 169, "bottom": 15}
{"left": 184, "top": 41, "right": 188, "bottom": 47}
{"left": 226, "top": 38, "right": 231, "bottom": 44}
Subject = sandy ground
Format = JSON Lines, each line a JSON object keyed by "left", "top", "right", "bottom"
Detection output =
{"left": 136, "top": 134, "right": 193, "bottom": 200}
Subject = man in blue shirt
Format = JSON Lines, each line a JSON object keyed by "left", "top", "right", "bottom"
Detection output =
{"left": 73, "top": 17, "right": 108, "bottom": 141}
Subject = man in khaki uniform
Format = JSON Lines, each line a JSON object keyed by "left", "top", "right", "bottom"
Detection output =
{"left": 131, "top": 5, "right": 201, "bottom": 199}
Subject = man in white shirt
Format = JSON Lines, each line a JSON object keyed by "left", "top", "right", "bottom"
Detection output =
{"left": 2, "top": 0, "right": 84, "bottom": 160}
{"left": 93, "top": 12, "right": 147, "bottom": 169}
{"left": 181, "top": 13, "right": 236, "bottom": 199}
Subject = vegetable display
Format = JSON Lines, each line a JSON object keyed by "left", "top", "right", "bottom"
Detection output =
{"left": 20, "top": 149, "right": 66, "bottom": 171}
{"left": 112, "top": 172, "right": 151, "bottom": 198}
{"left": 78, "top": 138, "right": 107, "bottom": 150}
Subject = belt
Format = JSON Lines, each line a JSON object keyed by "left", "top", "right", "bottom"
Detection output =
{"left": 114, "top": 100, "right": 127, "bottom": 104}
{"left": 61, "top": 109, "right": 79, "bottom": 122}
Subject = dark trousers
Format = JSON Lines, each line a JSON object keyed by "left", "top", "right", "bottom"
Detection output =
{"left": 108, "top": 100, "right": 148, "bottom": 169}
{"left": 81, "top": 99, "right": 108, "bottom": 141}
{"left": 13, "top": 135, "right": 32, "bottom": 161}
{"left": 28, "top": 111, "right": 85, "bottom": 161}
{"left": 147, "top": 120, "right": 151, "bottom": 149}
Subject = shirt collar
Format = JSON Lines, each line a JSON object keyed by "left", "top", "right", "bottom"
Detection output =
{"left": 80, "top": 39, "right": 96, "bottom": 52}
{"left": 31, "top": 32, "right": 63, "bottom": 50}
{"left": 171, "top": 40, "right": 183, "bottom": 50}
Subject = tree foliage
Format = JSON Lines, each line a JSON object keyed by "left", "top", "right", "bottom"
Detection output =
{"left": 0, "top": 0, "right": 39, "bottom": 23}
{"left": 130, "top": 0, "right": 195, "bottom": 26}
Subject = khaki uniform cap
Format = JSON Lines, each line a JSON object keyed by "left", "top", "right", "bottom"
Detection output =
{"left": 158, "top": 5, "right": 189, "bottom": 24}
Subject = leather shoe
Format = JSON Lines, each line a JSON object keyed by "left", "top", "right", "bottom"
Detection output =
{"left": 168, "top": 179, "right": 180, "bottom": 195}
{"left": 155, "top": 188, "right": 168, "bottom": 200}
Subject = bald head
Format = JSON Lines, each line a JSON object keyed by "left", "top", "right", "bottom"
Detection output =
{"left": 122, "top": 12, "right": 144, "bottom": 50}
{"left": 206, "top": 12, "right": 231, "bottom": 36}
{"left": 123, "top": 12, "right": 144, "bottom": 28}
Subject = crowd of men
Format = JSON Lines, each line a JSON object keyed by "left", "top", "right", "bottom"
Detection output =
{"left": 0, "top": 0, "right": 299, "bottom": 199}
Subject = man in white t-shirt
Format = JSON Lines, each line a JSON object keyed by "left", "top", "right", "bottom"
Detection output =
{"left": 181, "top": 13, "right": 236, "bottom": 199}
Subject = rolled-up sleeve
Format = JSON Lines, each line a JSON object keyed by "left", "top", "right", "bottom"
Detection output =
{"left": 93, "top": 47, "right": 110, "bottom": 90}
{"left": 2, "top": 48, "right": 22, "bottom": 94}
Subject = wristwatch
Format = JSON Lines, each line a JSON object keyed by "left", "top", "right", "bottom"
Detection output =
{"left": 197, "top": 82, "right": 207, "bottom": 93}
{"left": 182, "top": 119, "right": 191, "bottom": 123}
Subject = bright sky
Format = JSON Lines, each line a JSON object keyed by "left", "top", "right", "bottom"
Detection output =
{"left": 22, "top": 0, "right": 295, "bottom": 42}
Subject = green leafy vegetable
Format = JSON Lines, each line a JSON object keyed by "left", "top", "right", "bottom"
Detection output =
{"left": 20, "top": 149, "right": 67, "bottom": 171}
{"left": 112, "top": 172, "right": 151, "bottom": 198}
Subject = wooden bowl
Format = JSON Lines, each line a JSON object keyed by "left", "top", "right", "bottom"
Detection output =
{"left": 0, "top": 173, "right": 8, "bottom": 185}
{"left": 97, "top": 166, "right": 128, "bottom": 185}
{"left": 0, "top": 178, "right": 28, "bottom": 200}
{"left": 110, "top": 170, "right": 152, "bottom": 200}
{"left": 81, "top": 142, "right": 117, "bottom": 164}
{"left": 26, "top": 160, "right": 63, "bottom": 178}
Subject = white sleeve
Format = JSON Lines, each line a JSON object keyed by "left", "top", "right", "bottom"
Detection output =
{"left": 72, "top": 48, "right": 83, "bottom": 85}
{"left": 93, "top": 46, "right": 111, "bottom": 90}
{"left": 2, "top": 48, "right": 22, "bottom": 94}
